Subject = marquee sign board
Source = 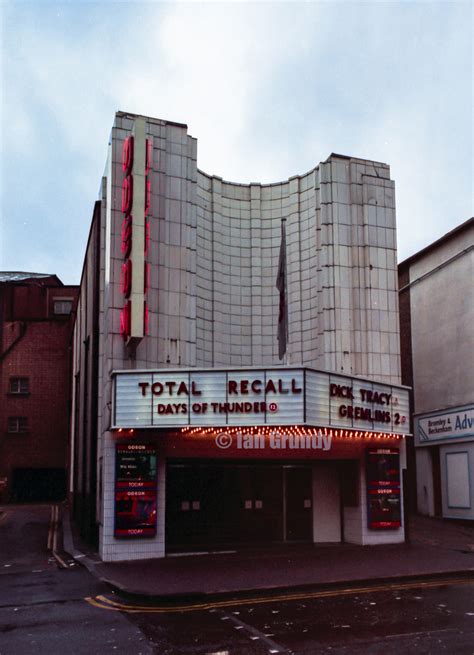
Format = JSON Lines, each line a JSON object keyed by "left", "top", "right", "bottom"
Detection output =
{"left": 112, "top": 368, "right": 411, "bottom": 435}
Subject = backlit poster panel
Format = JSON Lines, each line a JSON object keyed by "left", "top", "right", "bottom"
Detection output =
{"left": 114, "top": 444, "right": 157, "bottom": 538}
{"left": 366, "top": 448, "right": 401, "bottom": 529}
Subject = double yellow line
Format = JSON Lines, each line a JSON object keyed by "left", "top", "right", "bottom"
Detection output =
{"left": 85, "top": 575, "right": 474, "bottom": 614}
{"left": 48, "top": 504, "right": 68, "bottom": 569}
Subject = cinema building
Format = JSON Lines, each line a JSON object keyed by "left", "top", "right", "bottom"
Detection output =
{"left": 71, "top": 111, "right": 410, "bottom": 561}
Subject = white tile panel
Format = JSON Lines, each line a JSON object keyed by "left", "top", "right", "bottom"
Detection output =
{"left": 392, "top": 387, "right": 410, "bottom": 435}
{"left": 114, "top": 373, "right": 152, "bottom": 427}
{"left": 370, "top": 381, "right": 393, "bottom": 432}
{"left": 152, "top": 372, "right": 190, "bottom": 427}
{"left": 329, "top": 374, "right": 354, "bottom": 429}
{"left": 306, "top": 370, "right": 330, "bottom": 426}
{"left": 190, "top": 371, "right": 227, "bottom": 425}
{"left": 445, "top": 452, "right": 470, "bottom": 509}
{"left": 350, "top": 379, "right": 375, "bottom": 432}
{"left": 264, "top": 369, "right": 305, "bottom": 426}
{"left": 226, "top": 371, "right": 267, "bottom": 426}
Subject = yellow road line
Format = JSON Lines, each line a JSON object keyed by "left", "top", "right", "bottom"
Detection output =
{"left": 84, "top": 576, "right": 474, "bottom": 614}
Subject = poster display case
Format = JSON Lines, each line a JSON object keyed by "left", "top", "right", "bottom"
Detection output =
{"left": 366, "top": 447, "right": 401, "bottom": 529}
{"left": 114, "top": 444, "right": 157, "bottom": 538}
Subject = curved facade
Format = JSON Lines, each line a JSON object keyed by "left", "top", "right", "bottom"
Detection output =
{"left": 94, "top": 112, "right": 400, "bottom": 384}
{"left": 71, "top": 112, "right": 407, "bottom": 562}
{"left": 196, "top": 164, "right": 399, "bottom": 382}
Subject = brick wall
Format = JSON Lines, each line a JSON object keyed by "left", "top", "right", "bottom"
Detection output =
{"left": 0, "top": 279, "right": 79, "bottom": 501}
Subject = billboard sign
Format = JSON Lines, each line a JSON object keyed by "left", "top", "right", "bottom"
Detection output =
{"left": 114, "top": 444, "right": 157, "bottom": 538}
{"left": 112, "top": 367, "right": 411, "bottom": 435}
{"left": 415, "top": 405, "right": 474, "bottom": 446}
{"left": 366, "top": 447, "right": 401, "bottom": 529}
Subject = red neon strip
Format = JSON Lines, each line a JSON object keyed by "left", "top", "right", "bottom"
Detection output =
{"left": 120, "top": 259, "right": 132, "bottom": 298}
{"left": 144, "top": 219, "right": 150, "bottom": 256}
{"left": 121, "top": 215, "right": 133, "bottom": 258}
{"left": 145, "top": 176, "right": 151, "bottom": 217}
{"left": 120, "top": 301, "right": 131, "bottom": 340}
{"left": 145, "top": 138, "right": 153, "bottom": 173}
{"left": 121, "top": 175, "right": 133, "bottom": 214}
{"left": 144, "top": 262, "right": 150, "bottom": 294}
{"left": 122, "top": 136, "right": 134, "bottom": 174}
{"left": 144, "top": 301, "right": 149, "bottom": 335}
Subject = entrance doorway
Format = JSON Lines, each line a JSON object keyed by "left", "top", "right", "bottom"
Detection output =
{"left": 11, "top": 468, "right": 66, "bottom": 502}
{"left": 165, "top": 461, "right": 313, "bottom": 551}
{"left": 284, "top": 467, "right": 312, "bottom": 541}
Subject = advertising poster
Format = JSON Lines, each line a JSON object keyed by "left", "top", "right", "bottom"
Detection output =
{"left": 114, "top": 444, "right": 157, "bottom": 538}
{"left": 366, "top": 448, "right": 401, "bottom": 529}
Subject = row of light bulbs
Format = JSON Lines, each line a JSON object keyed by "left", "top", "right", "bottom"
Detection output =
{"left": 180, "top": 425, "right": 405, "bottom": 440}
{"left": 115, "top": 425, "right": 406, "bottom": 440}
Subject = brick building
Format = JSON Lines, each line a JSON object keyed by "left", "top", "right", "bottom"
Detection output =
{"left": 0, "top": 272, "right": 78, "bottom": 502}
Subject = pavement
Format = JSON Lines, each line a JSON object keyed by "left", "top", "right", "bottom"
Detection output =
{"left": 62, "top": 510, "right": 474, "bottom": 601}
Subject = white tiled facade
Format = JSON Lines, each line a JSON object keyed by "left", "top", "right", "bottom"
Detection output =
{"left": 72, "top": 112, "right": 406, "bottom": 561}
{"left": 196, "top": 164, "right": 400, "bottom": 379}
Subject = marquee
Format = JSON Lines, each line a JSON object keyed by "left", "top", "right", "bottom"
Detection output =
{"left": 112, "top": 367, "right": 411, "bottom": 435}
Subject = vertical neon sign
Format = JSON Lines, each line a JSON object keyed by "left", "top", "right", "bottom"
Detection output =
{"left": 119, "top": 119, "right": 152, "bottom": 343}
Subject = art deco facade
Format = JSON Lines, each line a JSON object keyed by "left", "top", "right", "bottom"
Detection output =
{"left": 71, "top": 112, "right": 409, "bottom": 561}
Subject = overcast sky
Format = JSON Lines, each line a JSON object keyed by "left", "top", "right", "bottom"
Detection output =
{"left": 1, "top": 1, "right": 472, "bottom": 285}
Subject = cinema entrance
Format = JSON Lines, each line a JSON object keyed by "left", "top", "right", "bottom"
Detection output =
{"left": 165, "top": 461, "right": 313, "bottom": 551}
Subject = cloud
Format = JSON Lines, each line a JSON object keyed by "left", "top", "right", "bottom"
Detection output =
{"left": 1, "top": 1, "right": 472, "bottom": 282}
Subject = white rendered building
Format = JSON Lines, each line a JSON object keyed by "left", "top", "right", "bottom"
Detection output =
{"left": 71, "top": 112, "right": 410, "bottom": 561}
{"left": 399, "top": 218, "right": 474, "bottom": 521}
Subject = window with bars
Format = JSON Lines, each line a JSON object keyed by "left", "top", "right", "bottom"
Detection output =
{"left": 7, "top": 417, "right": 28, "bottom": 433}
{"left": 9, "top": 377, "right": 29, "bottom": 395}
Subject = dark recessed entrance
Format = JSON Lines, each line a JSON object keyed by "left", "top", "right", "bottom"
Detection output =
{"left": 284, "top": 467, "right": 313, "bottom": 541}
{"left": 166, "top": 461, "right": 312, "bottom": 551}
{"left": 11, "top": 468, "right": 67, "bottom": 502}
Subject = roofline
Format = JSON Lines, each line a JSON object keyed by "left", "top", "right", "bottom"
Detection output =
{"left": 325, "top": 152, "right": 389, "bottom": 168}
{"left": 115, "top": 110, "right": 188, "bottom": 131}
{"left": 398, "top": 217, "right": 474, "bottom": 269}
{"left": 77, "top": 200, "right": 101, "bottom": 291}
{"left": 197, "top": 153, "right": 391, "bottom": 188}
{"left": 0, "top": 273, "right": 64, "bottom": 286}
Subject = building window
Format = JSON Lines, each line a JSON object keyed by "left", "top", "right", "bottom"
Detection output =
{"left": 53, "top": 300, "right": 73, "bottom": 315}
{"left": 9, "top": 377, "right": 29, "bottom": 395}
{"left": 7, "top": 417, "right": 28, "bottom": 434}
